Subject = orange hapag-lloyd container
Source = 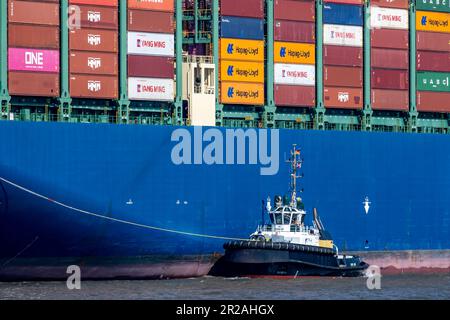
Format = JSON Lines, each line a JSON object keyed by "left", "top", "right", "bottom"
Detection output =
{"left": 220, "top": 82, "right": 264, "bottom": 105}
{"left": 128, "top": 0, "right": 174, "bottom": 12}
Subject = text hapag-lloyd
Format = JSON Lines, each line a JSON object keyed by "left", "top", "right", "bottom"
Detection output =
{"left": 235, "top": 46, "right": 259, "bottom": 56}
{"left": 235, "top": 67, "right": 260, "bottom": 78}
{"left": 284, "top": 49, "right": 311, "bottom": 59}
{"left": 234, "top": 88, "right": 260, "bottom": 99}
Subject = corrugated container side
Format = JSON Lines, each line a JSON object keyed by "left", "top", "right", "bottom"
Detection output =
{"left": 323, "top": 3, "right": 363, "bottom": 26}
{"left": 324, "top": 0, "right": 363, "bottom": 4}
{"left": 371, "top": 69, "right": 409, "bottom": 90}
{"left": 323, "top": 24, "right": 363, "bottom": 47}
{"left": 274, "top": 0, "right": 315, "bottom": 22}
{"left": 324, "top": 87, "right": 363, "bottom": 109}
{"left": 371, "top": 0, "right": 409, "bottom": 9}
{"left": 128, "top": 77, "right": 174, "bottom": 101}
{"left": 128, "top": 56, "right": 174, "bottom": 78}
{"left": 274, "top": 20, "right": 315, "bottom": 43}
{"left": 274, "top": 84, "right": 315, "bottom": 107}
{"left": 371, "top": 48, "right": 408, "bottom": 69}
{"left": 221, "top": 0, "right": 264, "bottom": 19}
{"left": 127, "top": 32, "right": 174, "bottom": 57}
{"left": 72, "top": 4, "right": 118, "bottom": 30}
{"left": 69, "top": 0, "right": 118, "bottom": 6}
{"left": 417, "top": 51, "right": 450, "bottom": 72}
{"left": 70, "top": 29, "right": 118, "bottom": 52}
{"left": 70, "top": 51, "right": 118, "bottom": 75}
{"left": 219, "top": 38, "right": 265, "bottom": 62}
{"left": 371, "top": 28, "right": 408, "bottom": 49}
{"left": 417, "top": 71, "right": 450, "bottom": 92}
{"left": 274, "top": 63, "right": 315, "bottom": 86}
{"left": 70, "top": 74, "right": 118, "bottom": 99}
{"left": 220, "top": 82, "right": 265, "bottom": 105}
{"left": 8, "top": 24, "right": 60, "bottom": 49}
{"left": 220, "top": 16, "right": 264, "bottom": 40}
{"left": 8, "top": 0, "right": 59, "bottom": 26}
{"left": 416, "top": 0, "right": 450, "bottom": 14}
{"left": 370, "top": 7, "right": 408, "bottom": 30}
{"left": 324, "top": 66, "right": 363, "bottom": 87}
{"left": 323, "top": 45, "right": 362, "bottom": 67}
{"left": 416, "top": 31, "right": 450, "bottom": 52}
{"left": 372, "top": 89, "right": 409, "bottom": 111}
{"left": 127, "top": 0, "right": 174, "bottom": 12}
{"left": 128, "top": 10, "right": 174, "bottom": 33}
{"left": 8, "top": 48, "right": 60, "bottom": 73}
{"left": 220, "top": 60, "right": 265, "bottom": 83}
{"left": 417, "top": 91, "right": 450, "bottom": 112}
{"left": 274, "top": 42, "right": 315, "bottom": 64}
{"left": 416, "top": 11, "right": 450, "bottom": 34}
{"left": 9, "top": 71, "right": 60, "bottom": 97}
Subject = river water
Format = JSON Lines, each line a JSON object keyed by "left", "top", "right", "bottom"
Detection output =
{"left": 0, "top": 274, "right": 449, "bottom": 300}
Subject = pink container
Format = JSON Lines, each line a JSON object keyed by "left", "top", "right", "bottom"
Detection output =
{"left": 8, "top": 48, "right": 59, "bottom": 73}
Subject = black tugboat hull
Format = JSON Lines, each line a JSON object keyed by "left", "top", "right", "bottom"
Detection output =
{"left": 209, "top": 241, "right": 369, "bottom": 278}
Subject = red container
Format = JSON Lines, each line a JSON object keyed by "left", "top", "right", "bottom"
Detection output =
{"left": 323, "top": 45, "right": 362, "bottom": 67}
{"left": 274, "top": 85, "right": 315, "bottom": 107}
{"left": 324, "top": 87, "right": 363, "bottom": 109}
{"left": 221, "top": 0, "right": 264, "bottom": 19}
{"left": 371, "top": 48, "right": 408, "bottom": 70}
{"left": 70, "top": 74, "right": 118, "bottom": 99}
{"left": 370, "top": 0, "right": 408, "bottom": 9}
{"left": 70, "top": 0, "right": 117, "bottom": 6}
{"left": 70, "top": 29, "right": 118, "bottom": 53}
{"left": 417, "top": 51, "right": 450, "bottom": 72}
{"left": 8, "top": 24, "right": 60, "bottom": 49}
{"left": 417, "top": 91, "right": 450, "bottom": 113}
{"left": 8, "top": 71, "right": 59, "bottom": 97}
{"left": 324, "top": 66, "right": 363, "bottom": 88}
{"left": 71, "top": 4, "right": 118, "bottom": 30}
{"left": 274, "top": 20, "right": 315, "bottom": 43}
{"left": 274, "top": 0, "right": 315, "bottom": 22}
{"left": 371, "top": 69, "right": 408, "bottom": 90}
{"left": 416, "top": 31, "right": 450, "bottom": 53}
{"left": 128, "top": 10, "right": 174, "bottom": 33}
{"left": 8, "top": 0, "right": 60, "bottom": 26}
{"left": 70, "top": 51, "right": 118, "bottom": 75}
{"left": 371, "top": 29, "right": 408, "bottom": 50}
{"left": 128, "top": 55, "right": 174, "bottom": 78}
{"left": 372, "top": 89, "right": 409, "bottom": 111}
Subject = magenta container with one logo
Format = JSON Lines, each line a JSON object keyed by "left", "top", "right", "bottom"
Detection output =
{"left": 8, "top": 48, "right": 60, "bottom": 73}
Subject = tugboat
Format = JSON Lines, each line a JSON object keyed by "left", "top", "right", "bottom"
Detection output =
{"left": 210, "top": 145, "right": 369, "bottom": 278}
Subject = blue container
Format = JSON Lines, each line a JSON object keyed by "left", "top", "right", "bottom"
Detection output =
{"left": 220, "top": 16, "right": 264, "bottom": 40}
{"left": 323, "top": 3, "right": 363, "bottom": 26}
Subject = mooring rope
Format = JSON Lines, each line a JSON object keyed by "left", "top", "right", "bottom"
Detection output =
{"left": 0, "top": 177, "right": 248, "bottom": 242}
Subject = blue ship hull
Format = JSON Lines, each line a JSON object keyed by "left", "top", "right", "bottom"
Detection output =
{"left": 0, "top": 121, "right": 449, "bottom": 279}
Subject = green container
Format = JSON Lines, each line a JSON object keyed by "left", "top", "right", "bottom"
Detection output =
{"left": 417, "top": 71, "right": 450, "bottom": 92}
{"left": 416, "top": 0, "right": 450, "bottom": 13}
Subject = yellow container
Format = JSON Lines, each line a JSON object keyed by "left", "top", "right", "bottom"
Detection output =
{"left": 416, "top": 11, "right": 450, "bottom": 34}
{"left": 220, "top": 38, "right": 265, "bottom": 62}
{"left": 220, "top": 82, "right": 265, "bottom": 105}
{"left": 220, "top": 60, "right": 265, "bottom": 83}
{"left": 274, "top": 42, "right": 315, "bottom": 64}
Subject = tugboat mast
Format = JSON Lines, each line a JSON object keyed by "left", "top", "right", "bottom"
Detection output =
{"left": 288, "top": 144, "right": 302, "bottom": 208}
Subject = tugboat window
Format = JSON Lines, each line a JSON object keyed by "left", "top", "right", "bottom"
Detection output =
{"left": 284, "top": 213, "right": 291, "bottom": 225}
{"left": 275, "top": 213, "right": 283, "bottom": 225}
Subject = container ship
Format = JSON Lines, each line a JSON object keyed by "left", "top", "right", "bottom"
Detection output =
{"left": 0, "top": 0, "right": 449, "bottom": 280}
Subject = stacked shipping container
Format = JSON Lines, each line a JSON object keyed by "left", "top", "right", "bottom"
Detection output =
{"left": 69, "top": 0, "right": 119, "bottom": 99}
{"left": 8, "top": 0, "right": 60, "bottom": 97}
{"left": 273, "top": 0, "right": 316, "bottom": 107}
{"left": 323, "top": 0, "right": 363, "bottom": 109}
{"left": 219, "top": 0, "right": 265, "bottom": 105}
{"left": 127, "top": 0, "right": 175, "bottom": 101}
{"left": 370, "top": 0, "right": 409, "bottom": 111}
{"left": 416, "top": 2, "right": 450, "bottom": 112}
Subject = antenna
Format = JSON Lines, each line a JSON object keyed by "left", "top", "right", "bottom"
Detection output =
{"left": 286, "top": 144, "right": 303, "bottom": 208}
